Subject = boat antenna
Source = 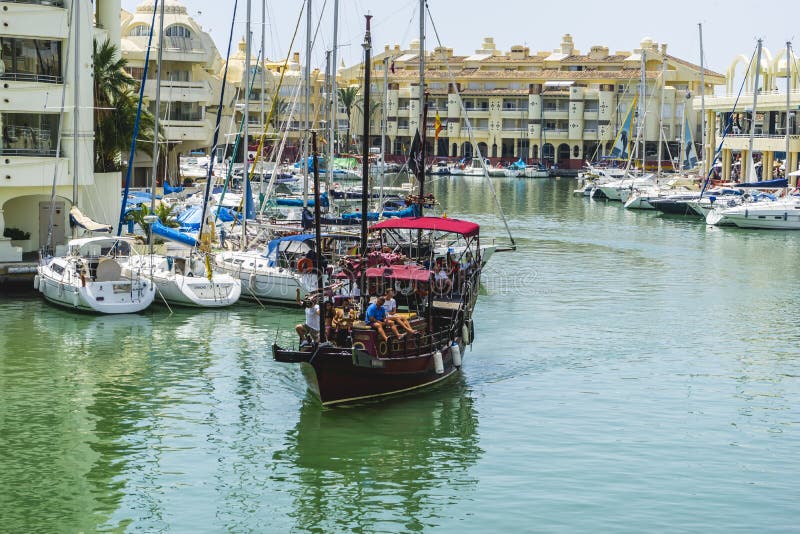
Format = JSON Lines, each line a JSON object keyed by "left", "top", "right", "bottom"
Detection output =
{"left": 312, "top": 130, "right": 327, "bottom": 343}
{"left": 359, "top": 14, "right": 372, "bottom": 312}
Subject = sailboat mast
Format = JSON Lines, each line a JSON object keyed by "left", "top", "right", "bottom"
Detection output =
{"left": 241, "top": 0, "right": 251, "bottom": 251}
{"left": 746, "top": 39, "right": 763, "bottom": 183}
{"left": 418, "top": 0, "right": 425, "bottom": 133}
{"left": 149, "top": 0, "right": 165, "bottom": 254}
{"left": 658, "top": 56, "right": 666, "bottom": 177}
{"left": 786, "top": 41, "right": 791, "bottom": 175}
{"left": 260, "top": 0, "right": 266, "bottom": 142}
{"left": 380, "top": 56, "right": 389, "bottom": 212}
{"left": 71, "top": 0, "right": 80, "bottom": 238}
{"left": 329, "top": 0, "right": 339, "bottom": 204}
{"left": 303, "top": 0, "right": 312, "bottom": 208}
{"left": 639, "top": 49, "right": 646, "bottom": 173}
{"left": 359, "top": 14, "right": 372, "bottom": 309}
{"left": 699, "top": 23, "right": 706, "bottom": 178}
{"left": 311, "top": 130, "right": 326, "bottom": 343}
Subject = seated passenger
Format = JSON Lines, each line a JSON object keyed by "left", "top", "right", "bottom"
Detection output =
{"left": 383, "top": 288, "right": 416, "bottom": 334}
{"left": 365, "top": 296, "right": 401, "bottom": 343}
{"left": 433, "top": 264, "right": 452, "bottom": 295}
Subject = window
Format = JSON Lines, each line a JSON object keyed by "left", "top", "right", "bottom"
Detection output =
{"left": 0, "top": 112, "right": 60, "bottom": 156}
{"left": 485, "top": 82, "right": 495, "bottom": 90}
{"left": 165, "top": 25, "right": 192, "bottom": 38}
{"left": 0, "top": 38, "right": 62, "bottom": 83}
{"left": 468, "top": 82, "right": 481, "bottom": 90}
{"left": 129, "top": 25, "right": 150, "bottom": 37}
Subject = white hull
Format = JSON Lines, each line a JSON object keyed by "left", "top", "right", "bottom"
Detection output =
{"left": 37, "top": 265, "right": 154, "bottom": 314}
{"left": 524, "top": 169, "right": 550, "bottom": 178}
{"left": 125, "top": 255, "right": 241, "bottom": 307}
{"left": 215, "top": 251, "right": 319, "bottom": 303}
{"left": 623, "top": 194, "right": 656, "bottom": 210}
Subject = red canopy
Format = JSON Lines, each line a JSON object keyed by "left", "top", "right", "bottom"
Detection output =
{"left": 366, "top": 265, "right": 431, "bottom": 282}
{"left": 370, "top": 216, "right": 479, "bottom": 237}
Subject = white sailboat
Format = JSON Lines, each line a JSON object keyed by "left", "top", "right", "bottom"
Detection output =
{"left": 125, "top": 0, "right": 241, "bottom": 308}
{"left": 37, "top": 237, "right": 155, "bottom": 313}
{"left": 37, "top": 0, "right": 155, "bottom": 314}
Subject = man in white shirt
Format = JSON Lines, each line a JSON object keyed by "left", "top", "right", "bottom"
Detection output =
{"left": 295, "top": 289, "right": 320, "bottom": 343}
{"left": 383, "top": 288, "right": 416, "bottom": 334}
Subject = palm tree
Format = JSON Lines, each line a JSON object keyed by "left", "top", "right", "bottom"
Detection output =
{"left": 268, "top": 96, "right": 288, "bottom": 130}
{"left": 93, "top": 38, "right": 158, "bottom": 172}
{"left": 337, "top": 86, "right": 360, "bottom": 153}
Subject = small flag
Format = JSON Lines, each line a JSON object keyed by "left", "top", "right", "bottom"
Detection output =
{"left": 434, "top": 112, "right": 443, "bottom": 142}
{"left": 407, "top": 129, "right": 423, "bottom": 180}
{"left": 390, "top": 60, "right": 395, "bottom": 74}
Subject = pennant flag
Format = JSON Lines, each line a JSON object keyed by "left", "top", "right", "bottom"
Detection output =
{"left": 407, "top": 129, "right": 424, "bottom": 180}
{"left": 390, "top": 60, "right": 395, "bottom": 74}
{"left": 434, "top": 112, "right": 443, "bottom": 142}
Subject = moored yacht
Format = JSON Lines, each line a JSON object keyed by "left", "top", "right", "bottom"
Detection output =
{"left": 35, "top": 237, "right": 155, "bottom": 314}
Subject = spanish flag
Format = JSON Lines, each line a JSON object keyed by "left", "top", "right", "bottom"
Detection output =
{"left": 434, "top": 112, "right": 443, "bottom": 142}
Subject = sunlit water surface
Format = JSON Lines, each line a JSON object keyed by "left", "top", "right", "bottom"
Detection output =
{"left": 1, "top": 177, "right": 799, "bottom": 532}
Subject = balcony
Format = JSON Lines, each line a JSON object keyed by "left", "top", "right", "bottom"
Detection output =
{"left": 142, "top": 80, "right": 212, "bottom": 103}
{"left": 4, "top": 0, "right": 63, "bottom": 5}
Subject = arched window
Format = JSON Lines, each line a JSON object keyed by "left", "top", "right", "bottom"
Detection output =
{"left": 128, "top": 25, "right": 150, "bottom": 37}
{"left": 165, "top": 25, "right": 192, "bottom": 38}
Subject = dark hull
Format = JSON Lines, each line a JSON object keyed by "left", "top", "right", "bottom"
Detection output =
{"left": 273, "top": 343, "right": 460, "bottom": 405}
{"left": 650, "top": 199, "right": 700, "bottom": 216}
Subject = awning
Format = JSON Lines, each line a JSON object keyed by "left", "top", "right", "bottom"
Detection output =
{"left": 366, "top": 264, "right": 431, "bottom": 282}
{"left": 370, "top": 216, "right": 479, "bottom": 237}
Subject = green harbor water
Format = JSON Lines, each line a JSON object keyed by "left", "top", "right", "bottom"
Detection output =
{"left": 2, "top": 177, "right": 799, "bottom": 532}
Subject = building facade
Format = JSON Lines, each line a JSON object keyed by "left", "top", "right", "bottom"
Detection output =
{"left": 120, "top": 0, "right": 234, "bottom": 185}
{"left": 0, "top": 0, "right": 121, "bottom": 262}
{"left": 339, "top": 35, "right": 724, "bottom": 169}
{"left": 699, "top": 44, "right": 800, "bottom": 183}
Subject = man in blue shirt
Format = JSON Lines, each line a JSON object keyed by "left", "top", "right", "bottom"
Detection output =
{"left": 365, "top": 296, "right": 401, "bottom": 342}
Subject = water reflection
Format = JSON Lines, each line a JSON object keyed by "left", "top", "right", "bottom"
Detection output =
{"left": 278, "top": 378, "right": 482, "bottom": 532}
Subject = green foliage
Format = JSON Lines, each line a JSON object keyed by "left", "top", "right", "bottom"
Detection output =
{"left": 93, "top": 39, "right": 159, "bottom": 172}
{"left": 3, "top": 227, "right": 31, "bottom": 240}
{"left": 337, "top": 86, "right": 360, "bottom": 153}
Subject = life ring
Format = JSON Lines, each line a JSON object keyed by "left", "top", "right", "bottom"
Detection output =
{"left": 296, "top": 257, "right": 314, "bottom": 273}
{"left": 395, "top": 279, "right": 414, "bottom": 296}
{"left": 377, "top": 340, "right": 388, "bottom": 356}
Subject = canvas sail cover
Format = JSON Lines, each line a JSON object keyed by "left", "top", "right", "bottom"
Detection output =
{"left": 69, "top": 206, "right": 112, "bottom": 233}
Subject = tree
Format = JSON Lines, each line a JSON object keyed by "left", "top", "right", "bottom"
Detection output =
{"left": 337, "top": 86, "right": 360, "bottom": 153}
{"left": 93, "top": 38, "right": 158, "bottom": 172}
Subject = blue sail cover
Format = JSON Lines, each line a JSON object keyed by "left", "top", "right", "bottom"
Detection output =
{"left": 176, "top": 205, "right": 237, "bottom": 230}
{"left": 264, "top": 233, "right": 315, "bottom": 266}
{"left": 510, "top": 157, "right": 527, "bottom": 170}
{"left": 151, "top": 220, "right": 198, "bottom": 247}
{"left": 609, "top": 97, "right": 636, "bottom": 160}
{"left": 244, "top": 176, "right": 256, "bottom": 220}
{"left": 274, "top": 192, "right": 329, "bottom": 208}
{"left": 164, "top": 182, "right": 184, "bottom": 194}
{"left": 341, "top": 204, "right": 419, "bottom": 221}
{"left": 737, "top": 178, "right": 788, "bottom": 188}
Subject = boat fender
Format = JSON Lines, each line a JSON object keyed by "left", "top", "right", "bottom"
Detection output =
{"left": 451, "top": 342, "right": 462, "bottom": 367}
{"left": 72, "top": 291, "right": 79, "bottom": 307}
{"left": 33, "top": 275, "right": 39, "bottom": 291}
{"left": 296, "top": 257, "right": 314, "bottom": 273}
{"left": 785, "top": 212, "right": 788, "bottom": 221}
{"left": 462, "top": 323, "right": 471, "bottom": 345}
{"left": 433, "top": 350, "right": 444, "bottom": 374}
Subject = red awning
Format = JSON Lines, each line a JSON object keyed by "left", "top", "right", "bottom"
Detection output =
{"left": 370, "top": 216, "right": 479, "bottom": 237}
{"left": 366, "top": 265, "right": 431, "bottom": 282}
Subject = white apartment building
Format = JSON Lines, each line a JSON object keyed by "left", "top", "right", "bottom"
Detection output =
{"left": 0, "top": 0, "right": 121, "bottom": 262}
{"left": 120, "top": 0, "right": 233, "bottom": 186}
